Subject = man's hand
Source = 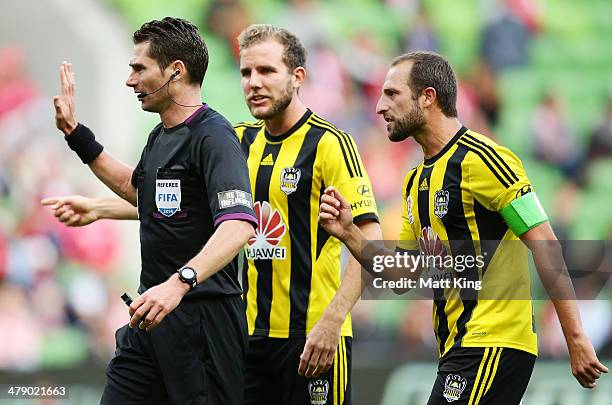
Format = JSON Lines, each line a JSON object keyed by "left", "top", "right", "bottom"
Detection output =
{"left": 129, "top": 274, "right": 190, "bottom": 332}
{"left": 319, "top": 187, "right": 354, "bottom": 242}
{"left": 567, "top": 332, "right": 608, "bottom": 388}
{"left": 53, "top": 62, "right": 77, "bottom": 136}
{"left": 298, "top": 315, "right": 342, "bottom": 378}
{"left": 41, "top": 196, "right": 99, "bottom": 227}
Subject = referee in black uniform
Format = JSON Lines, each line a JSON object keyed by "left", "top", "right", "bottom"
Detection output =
{"left": 52, "top": 18, "right": 257, "bottom": 405}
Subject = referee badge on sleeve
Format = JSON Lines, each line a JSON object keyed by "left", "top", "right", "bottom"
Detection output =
{"left": 156, "top": 179, "right": 181, "bottom": 217}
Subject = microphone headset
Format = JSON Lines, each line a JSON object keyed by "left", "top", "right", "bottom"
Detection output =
{"left": 137, "top": 70, "right": 202, "bottom": 108}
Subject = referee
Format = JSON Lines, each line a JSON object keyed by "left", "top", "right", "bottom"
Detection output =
{"left": 52, "top": 18, "right": 257, "bottom": 405}
{"left": 319, "top": 51, "right": 607, "bottom": 404}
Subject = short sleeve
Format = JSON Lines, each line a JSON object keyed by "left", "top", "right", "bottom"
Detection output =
{"left": 192, "top": 123, "right": 257, "bottom": 229}
{"left": 321, "top": 133, "right": 378, "bottom": 224}
{"left": 398, "top": 170, "right": 419, "bottom": 252}
{"left": 465, "top": 142, "right": 548, "bottom": 236}
{"left": 467, "top": 144, "right": 531, "bottom": 211}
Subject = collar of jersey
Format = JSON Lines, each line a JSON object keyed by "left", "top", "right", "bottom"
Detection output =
{"left": 162, "top": 103, "right": 208, "bottom": 132}
{"left": 264, "top": 109, "right": 313, "bottom": 143}
{"left": 423, "top": 125, "right": 468, "bottom": 166}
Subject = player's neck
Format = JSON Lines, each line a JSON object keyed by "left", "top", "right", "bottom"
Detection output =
{"left": 159, "top": 87, "right": 203, "bottom": 128}
{"left": 415, "top": 117, "right": 462, "bottom": 160}
{"left": 264, "top": 98, "right": 307, "bottom": 137}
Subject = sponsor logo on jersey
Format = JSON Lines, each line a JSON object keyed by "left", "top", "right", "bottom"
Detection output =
{"left": 260, "top": 153, "right": 275, "bottom": 166}
{"left": 156, "top": 179, "right": 181, "bottom": 217}
{"left": 246, "top": 201, "right": 286, "bottom": 260}
{"left": 357, "top": 184, "right": 372, "bottom": 197}
{"left": 280, "top": 167, "right": 301, "bottom": 195}
{"left": 419, "top": 178, "right": 429, "bottom": 191}
{"left": 434, "top": 189, "right": 449, "bottom": 219}
{"left": 308, "top": 379, "right": 329, "bottom": 405}
{"left": 443, "top": 374, "right": 467, "bottom": 402}
{"left": 516, "top": 184, "right": 532, "bottom": 198}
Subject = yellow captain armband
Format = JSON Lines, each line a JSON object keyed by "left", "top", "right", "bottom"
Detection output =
{"left": 499, "top": 192, "right": 548, "bottom": 237}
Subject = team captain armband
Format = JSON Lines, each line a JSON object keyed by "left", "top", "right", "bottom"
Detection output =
{"left": 499, "top": 192, "right": 548, "bottom": 236}
{"left": 65, "top": 123, "right": 104, "bottom": 164}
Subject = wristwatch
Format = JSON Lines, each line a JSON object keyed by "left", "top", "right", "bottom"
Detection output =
{"left": 177, "top": 267, "right": 197, "bottom": 290}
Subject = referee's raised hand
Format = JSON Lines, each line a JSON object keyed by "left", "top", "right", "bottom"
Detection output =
{"left": 53, "top": 61, "right": 77, "bottom": 136}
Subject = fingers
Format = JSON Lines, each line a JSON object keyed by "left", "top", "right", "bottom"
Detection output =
{"left": 129, "top": 299, "right": 152, "bottom": 329}
{"left": 140, "top": 305, "right": 162, "bottom": 330}
{"left": 145, "top": 308, "right": 167, "bottom": 332}
{"left": 312, "top": 350, "right": 334, "bottom": 377}
{"left": 41, "top": 198, "right": 59, "bottom": 206}
{"left": 298, "top": 344, "right": 313, "bottom": 376}
{"left": 304, "top": 348, "right": 322, "bottom": 378}
{"left": 65, "top": 214, "right": 82, "bottom": 227}
{"left": 595, "top": 361, "right": 609, "bottom": 374}
{"left": 320, "top": 202, "right": 339, "bottom": 217}
{"left": 574, "top": 365, "right": 602, "bottom": 389}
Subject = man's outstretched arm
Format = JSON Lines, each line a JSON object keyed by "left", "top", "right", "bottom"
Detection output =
{"left": 41, "top": 196, "right": 138, "bottom": 226}
{"left": 54, "top": 62, "right": 136, "bottom": 204}
{"left": 521, "top": 222, "right": 608, "bottom": 388}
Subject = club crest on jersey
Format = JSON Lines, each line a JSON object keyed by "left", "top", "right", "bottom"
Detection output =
{"left": 308, "top": 379, "right": 329, "bottom": 405}
{"left": 246, "top": 201, "right": 287, "bottom": 260}
{"left": 406, "top": 195, "right": 414, "bottom": 224}
{"left": 280, "top": 167, "right": 301, "bottom": 195}
{"left": 443, "top": 374, "right": 467, "bottom": 402}
{"left": 434, "top": 189, "right": 449, "bottom": 219}
{"left": 155, "top": 179, "right": 181, "bottom": 217}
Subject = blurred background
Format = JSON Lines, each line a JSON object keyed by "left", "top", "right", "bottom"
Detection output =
{"left": 0, "top": 0, "right": 611, "bottom": 403}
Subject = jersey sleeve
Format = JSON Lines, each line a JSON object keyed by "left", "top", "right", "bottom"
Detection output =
{"left": 321, "top": 132, "right": 379, "bottom": 224}
{"left": 397, "top": 170, "right": 419, "bottom": 252}
{"left": 466, "top": 143, "right": 548, "bottom": 236}
{"left": 192, "top": 123, "right": 258, "bottom": 229}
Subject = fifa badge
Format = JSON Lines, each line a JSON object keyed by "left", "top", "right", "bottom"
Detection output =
{"left": 280, "top": 167, "right": 301, "bottom": 195}
{"left": 155, "top": 179, "right": 181, "bottom": 217}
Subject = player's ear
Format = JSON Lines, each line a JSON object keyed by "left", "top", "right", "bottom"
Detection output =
{"left": 421, "top": 86, "right": 437, "bottom": 108}
{"left": 292, "top": 66, "right": 306, "bottom": 88}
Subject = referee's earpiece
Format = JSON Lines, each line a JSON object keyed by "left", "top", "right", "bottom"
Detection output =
{"left": 172, "top": 70, "right": 180, "bottom": 80}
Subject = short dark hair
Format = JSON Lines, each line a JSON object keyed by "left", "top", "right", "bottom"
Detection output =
{"left": 237, "top": 24, "right": 306, "bottom": 71}
{"left": 391, "top": 51, "right": 457, "bottom": 117}
{"left": 133, "top": 17, "right": 208, "bottom": 86}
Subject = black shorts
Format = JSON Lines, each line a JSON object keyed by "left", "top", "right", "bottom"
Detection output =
{"left": 245, "top": 336, "right": 352, "bottom": 405}
{"left": 427, "top": 347, "right": 536, "bottom": 405}
{"left": 100, "top": 295, "right": 247, "bottom": 405}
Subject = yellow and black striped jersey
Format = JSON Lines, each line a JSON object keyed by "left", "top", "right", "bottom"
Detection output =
{"left": 234, "top": 109, "right": 378, "bottom": 338}
{"left": 399, "top": 126, "right": 538, "bottom": 357}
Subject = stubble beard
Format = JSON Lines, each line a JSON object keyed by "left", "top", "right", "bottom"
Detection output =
{"left": 250, "top": 81, "right": 294, "bottom": 120}
{"left": 388, "top": 103, "right": 426, "bottom": 142}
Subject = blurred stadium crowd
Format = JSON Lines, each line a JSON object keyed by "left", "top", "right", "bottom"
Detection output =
{"left": 1, "top": 0, "right": 611, "bottom": 378}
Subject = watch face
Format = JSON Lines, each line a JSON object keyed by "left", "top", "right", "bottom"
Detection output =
{"left": 182, "top": 268, "right": 196, "bottom": 279}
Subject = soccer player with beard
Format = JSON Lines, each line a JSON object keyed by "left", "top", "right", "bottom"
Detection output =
{"left": 44, "top": 24, "right": 382, "bottom": 405}
{"left": 318, "top": 51, "right": 607, "bottom": 404}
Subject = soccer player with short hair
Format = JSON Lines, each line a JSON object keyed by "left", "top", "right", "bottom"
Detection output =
{"left": 319, "top": 51, "right": 607, "bottom": 404}
{"left": 45, "top": 23, "right": 382, "bottom": 405}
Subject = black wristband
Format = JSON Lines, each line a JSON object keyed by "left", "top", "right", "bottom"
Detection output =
{"left": 65, "top": 123, "right": 104, "bottom": 164}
